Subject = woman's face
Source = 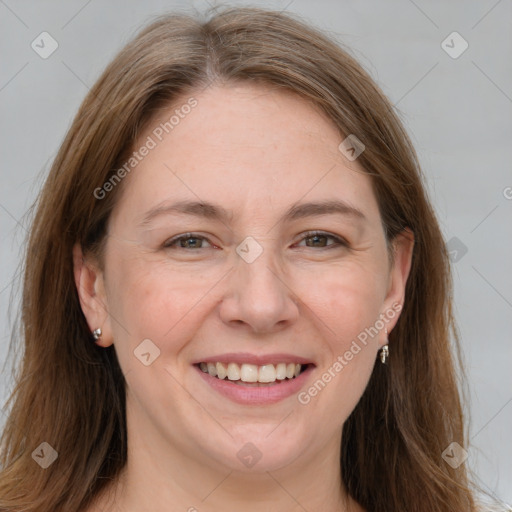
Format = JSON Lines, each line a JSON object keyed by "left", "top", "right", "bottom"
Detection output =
{"left": 77, "top": 82, "right": 413, "bottom": 475}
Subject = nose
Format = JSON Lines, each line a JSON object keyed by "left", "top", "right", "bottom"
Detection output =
{"left": 218, "top": 244, "right": 300, "bottom": 334}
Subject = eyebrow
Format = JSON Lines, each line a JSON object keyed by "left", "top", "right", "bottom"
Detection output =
{"left": 138, "top": 199, "right": 367, "bottom": 227}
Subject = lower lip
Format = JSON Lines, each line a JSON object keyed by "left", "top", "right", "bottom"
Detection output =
{"left": 194, "top": 365, "right": 315, "bottom": 405}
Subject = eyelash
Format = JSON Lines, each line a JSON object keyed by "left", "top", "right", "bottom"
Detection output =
{"left": 163, "top": 231, "right": 348, "bottom": 250}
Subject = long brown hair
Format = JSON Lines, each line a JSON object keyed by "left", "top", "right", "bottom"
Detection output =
{"left": 0, "top": 6, "right": 499, "bottom": 511}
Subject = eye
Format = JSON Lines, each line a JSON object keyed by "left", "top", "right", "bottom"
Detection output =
{"left": 295, "top": 231, "right": 348, "bottom": 249}
{"left": 163, "top": 233, "right": 213, "bottom": 250}
{"left": 162, "top": 231, "right": 348, "bottom": 251}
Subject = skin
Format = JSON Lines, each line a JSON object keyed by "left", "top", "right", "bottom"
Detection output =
{"left": 74, "top": 82, "right": 414, "bottom": 512}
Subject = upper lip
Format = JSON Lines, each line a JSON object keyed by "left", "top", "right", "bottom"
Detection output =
{"left": 193, "top": 352, "right": 315, "bottom": 366}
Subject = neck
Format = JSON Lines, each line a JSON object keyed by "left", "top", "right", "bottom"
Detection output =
{"left": 90, "top": 404, "right": 362, "bottom": 512}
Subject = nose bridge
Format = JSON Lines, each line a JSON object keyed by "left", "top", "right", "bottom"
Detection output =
{"left": 220, "top": 234, "right": 299, "bottom": 332}
{"left": 239, "top": 239, "right": 281, "bottom": 288}
{"left": 236, "top": 234, "right": 286, "bottom": 300}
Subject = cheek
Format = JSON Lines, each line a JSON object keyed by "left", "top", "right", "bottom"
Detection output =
{"left": 313, "top": 353, "right": 376, "bottom": 427}
{"left": 299, "top": 280, "right": 380, "bottom": 424}
{"left": 113, "top": 274, "right": 199, "bottom": 337}
{"left": 294, "top": 263, "right": 384, "bottom": 416}
{"left": 301, "top": 261, "right": 386, "bottom": 345}
{"left": 105, "top": 251, "right": 226, "bottom": 368}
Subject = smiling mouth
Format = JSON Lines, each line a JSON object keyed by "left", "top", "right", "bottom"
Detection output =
{"left": 195, "top": 362, "right": 310, "bottom": 386}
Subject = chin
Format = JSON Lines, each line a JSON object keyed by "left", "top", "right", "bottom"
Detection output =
{"left": 197, "top": 424, "right": 310, "bottom": 474}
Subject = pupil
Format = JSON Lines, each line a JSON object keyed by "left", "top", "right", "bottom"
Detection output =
{"left": 184, "top": 237, "right": 200, "bottom": 248}
{"left": 308, "top": 235, "right": 325, "bottom": 247}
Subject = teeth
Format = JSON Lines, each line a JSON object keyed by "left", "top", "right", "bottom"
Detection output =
{"left": 207, "top": 362, "right": 217, "bottom": 377}
{"left": 276, "top": 363, "right": 287, "bottom": 380}
{"left": 240, "top": 364, "right": 258, "bottom": 382}
{"left": 199, "top": 362, "right": 306, "bottom": 383}
{"left": 227, "top": 363, "right": 240, "bottom": 381}
{"left": 216, "top": 362, "right": 227, "bottom": 380}
{"left": 258, "top": 364, "right": 276, "bottom": 383}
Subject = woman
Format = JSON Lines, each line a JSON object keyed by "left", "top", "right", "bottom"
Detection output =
{"left": 0, "top": 6, "right": 504, "bottom": 512}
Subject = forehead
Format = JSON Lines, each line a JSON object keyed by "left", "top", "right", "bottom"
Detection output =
{"left": 109, "top": 83, "right": 381, "bottom": 228}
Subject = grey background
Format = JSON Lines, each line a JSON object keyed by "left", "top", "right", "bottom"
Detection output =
{"left": 1, "top": 0, "right": 511, "bottom": 505}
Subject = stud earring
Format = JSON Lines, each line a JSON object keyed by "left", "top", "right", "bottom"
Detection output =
{"left": 92, "top": 328, "right": 102, "bottom": 341}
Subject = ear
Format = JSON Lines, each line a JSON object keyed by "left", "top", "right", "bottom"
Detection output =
{"left": 381, "top": 227, "right": 414, "bottom": 341}
{"left": 72, "top": 243, "right": 113, "bottom": 347}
